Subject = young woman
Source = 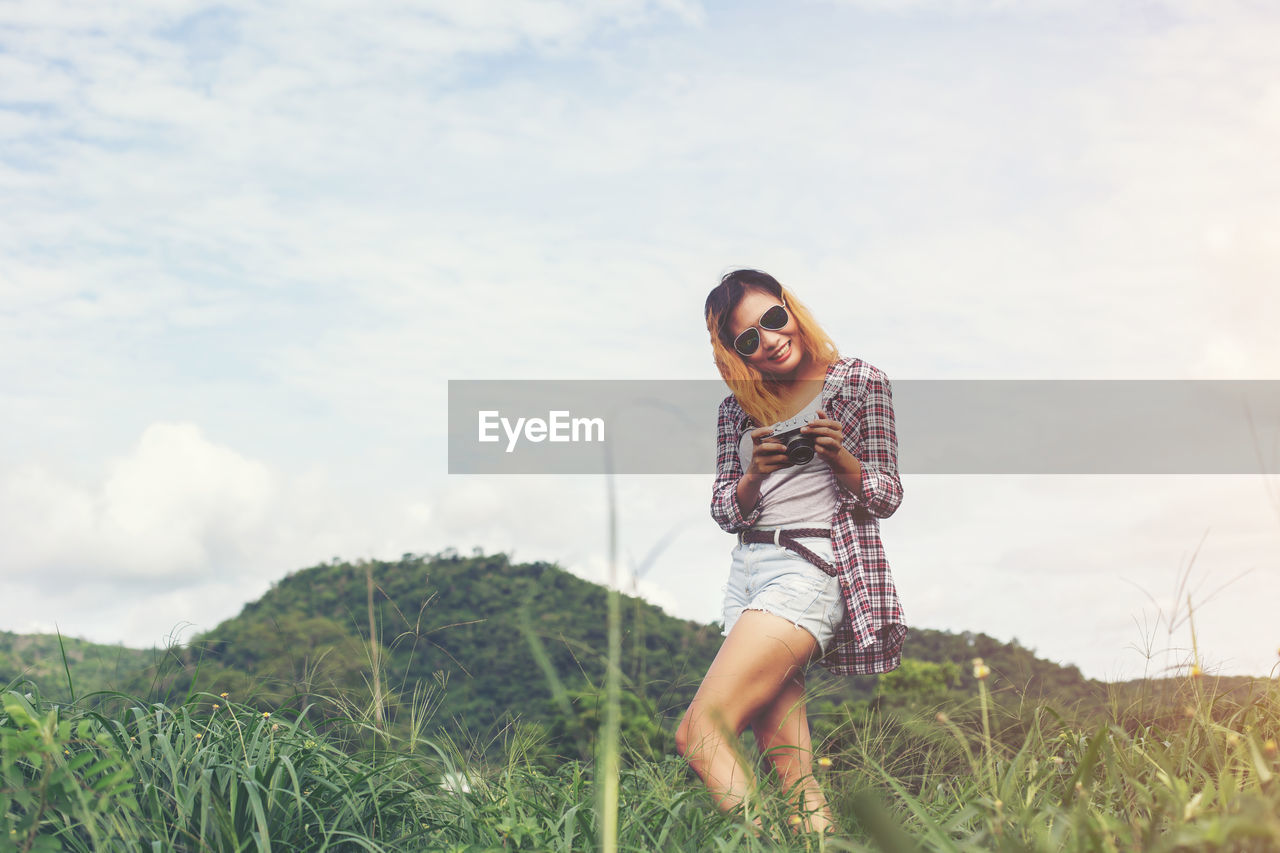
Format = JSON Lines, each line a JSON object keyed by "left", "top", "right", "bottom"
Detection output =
{"left": 675, "top": 269, "right": 907, "bottom": 836}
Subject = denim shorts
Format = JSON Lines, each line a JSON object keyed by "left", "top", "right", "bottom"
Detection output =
{"left": 721, "top": 534, "right": 847, "bottom": 655}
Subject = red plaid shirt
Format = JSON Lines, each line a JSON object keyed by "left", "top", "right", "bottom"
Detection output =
{"left": 711, "top": 357, "right": 907, "bottom": 675}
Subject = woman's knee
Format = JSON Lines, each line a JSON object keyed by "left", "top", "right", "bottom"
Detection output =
{"left": 674, "top": 714, "right": 692, "bottom": 757}
{"left": 675, "top": 704, "right": 737, "bottom": 760}
{"left": 675, "top": 707, "right": 708, "bottom": 758}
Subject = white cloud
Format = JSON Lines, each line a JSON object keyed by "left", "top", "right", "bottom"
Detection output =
{"left": 0, "top": 423, "right": 275, "bottom": 579}
{"left": 100, "top": 423, "right": 276, "bottom": 573}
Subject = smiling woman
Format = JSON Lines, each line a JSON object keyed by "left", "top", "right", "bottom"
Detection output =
{"left": 675, "top": 269, "right": 907, "bottom": 839}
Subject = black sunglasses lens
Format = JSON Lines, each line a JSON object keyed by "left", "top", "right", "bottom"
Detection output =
{"left": 734, "top": 327, "right": 760, "bottom": 356}
{"left": 761, "top": 304, "right": 788, "bottom": 330}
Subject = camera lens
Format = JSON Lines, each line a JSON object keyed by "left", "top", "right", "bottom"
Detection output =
{"left": 786, "top": 436, "right": 815, "bottom": 465}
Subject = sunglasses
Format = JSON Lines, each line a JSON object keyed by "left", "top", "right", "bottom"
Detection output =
{"left": 733, "top": 302, "right": 790, "bottom": 356}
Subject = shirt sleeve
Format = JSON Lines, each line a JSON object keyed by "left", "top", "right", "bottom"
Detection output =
{"left": 836, "top": 365, "right": 903, "bottom": 519}
{"left": 710, "top": 396, "right": 764, "bottom": 533}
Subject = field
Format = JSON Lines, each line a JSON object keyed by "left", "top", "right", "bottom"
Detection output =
{"left": 3, "top": 647, "right": 1278, "bottom": 852}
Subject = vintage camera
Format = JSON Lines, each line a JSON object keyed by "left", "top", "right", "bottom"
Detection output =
{"left": 766, "top": 409, "right": 820, "bottom": 466}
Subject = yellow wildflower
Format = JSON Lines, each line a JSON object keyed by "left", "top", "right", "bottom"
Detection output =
{"left": 1264, "top": 739, "right": 1278, "bottom": 758}
{"left": 817, "top": 756, "right": 832, "bottom": 768}
{"left": 194, "top": 733, "right": 202, "bottom": 740}
{"left": 972, "top": 658, "right": 990, "bottom": 680}
{"left": 789, "top": 815, "right": 803, "bottom": 826}
{"left": 1190, "top": 664, "right": 1203, "bottom": 679}
{"left": 262, "top": 711, "right": 271, "bottom": 719}
{"left": 220, "top": 692, "right": 229, "bottom": 699}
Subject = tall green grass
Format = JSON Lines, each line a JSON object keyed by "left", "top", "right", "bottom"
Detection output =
{"left": 2, "top": 647, "right": 1278, "bottom": 850}
{"left": 4, "top": 664, "right": 1277, "bottom": 850}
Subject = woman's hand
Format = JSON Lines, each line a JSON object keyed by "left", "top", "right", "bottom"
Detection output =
{"left": 744, "top": 426, "right": 792, "bottom": 479}
{"left": 736, "top": 426, "right": 790, "bottom": 515}
{"left": 802, "top": 409, "right": 863, "bottom": 484}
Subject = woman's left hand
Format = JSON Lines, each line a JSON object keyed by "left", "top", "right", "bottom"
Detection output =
{"left": 802, "top": 409, "right": 858, "bottom": 477}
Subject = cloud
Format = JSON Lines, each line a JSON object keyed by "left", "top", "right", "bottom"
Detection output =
{"left": 0, "top": 423, "right": 276, "bottom": 580}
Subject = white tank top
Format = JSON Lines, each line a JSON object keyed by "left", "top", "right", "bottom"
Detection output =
{"left": 736, "top": 389, "right": 839, "bottom": 528}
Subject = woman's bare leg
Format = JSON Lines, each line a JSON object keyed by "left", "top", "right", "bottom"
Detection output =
{"left": 675, "top": 609, "right": 819, "bottom": 825}
{"left": 750, "top": 671, "right": 835, "bottom": 834}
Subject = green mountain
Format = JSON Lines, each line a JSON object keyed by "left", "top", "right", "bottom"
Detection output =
{"left": 0, "top": 630, "right": 155, "bottom": 700}
{"left": 4, "top": 551, "right": 1106, "bottom": 738}
{"left": 167, "top": 551, "right": 726, "bottom": 737}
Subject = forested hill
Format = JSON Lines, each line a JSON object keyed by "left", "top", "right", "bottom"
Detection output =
{"left": 165, "top": 550, "right": 1100, "bottom": 722}
{"left": 170, "top": 551, "right": 726, "bottom": 733}
{"left": 6, "top": 550, "right": 1111, "bottom": 734}
{"left": 0, "top": 631, "right": 154, "bottom": 699}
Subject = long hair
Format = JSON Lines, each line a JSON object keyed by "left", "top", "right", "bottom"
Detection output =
{"left": 704, "top": 269, "right": 840, "bottom": 427}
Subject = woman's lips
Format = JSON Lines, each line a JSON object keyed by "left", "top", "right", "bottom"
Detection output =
{"left": 769, "top": 340, "right": 791, "bottom": 361}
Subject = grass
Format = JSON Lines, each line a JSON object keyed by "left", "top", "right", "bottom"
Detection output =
{"left": 2, "top": 651, "right": 1277, "bottom": 851}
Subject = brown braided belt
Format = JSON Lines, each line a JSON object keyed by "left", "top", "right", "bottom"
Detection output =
{"left": 737, "top": 527, "right": 838, "bottom": 578}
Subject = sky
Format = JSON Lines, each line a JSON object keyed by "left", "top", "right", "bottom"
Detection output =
{"left": 2, "top": 0, "right": 1279, "bottom": 683}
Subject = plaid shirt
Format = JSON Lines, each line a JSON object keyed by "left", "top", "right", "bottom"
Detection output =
{"left": 711, "top": 357, "right": 906, "bottom": 675}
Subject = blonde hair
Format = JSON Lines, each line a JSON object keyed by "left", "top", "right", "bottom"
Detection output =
{"left": 704, "top": 270, "right": 840, "bottom": 427}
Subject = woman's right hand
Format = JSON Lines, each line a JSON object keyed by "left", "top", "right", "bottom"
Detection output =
{"left": 735, "top": 427, "right": 788, "bottom": 518}
{"left": 744, "top": 426, "right": 791, "bottom": 480}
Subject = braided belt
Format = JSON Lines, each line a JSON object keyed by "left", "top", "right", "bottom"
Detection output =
{"left": 737, "top": 527, "right": 838, "bottom": 578}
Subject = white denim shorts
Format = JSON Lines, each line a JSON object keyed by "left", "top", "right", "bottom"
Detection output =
{"left": 721, "top": 534, "right": 846, "bottom": 654}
